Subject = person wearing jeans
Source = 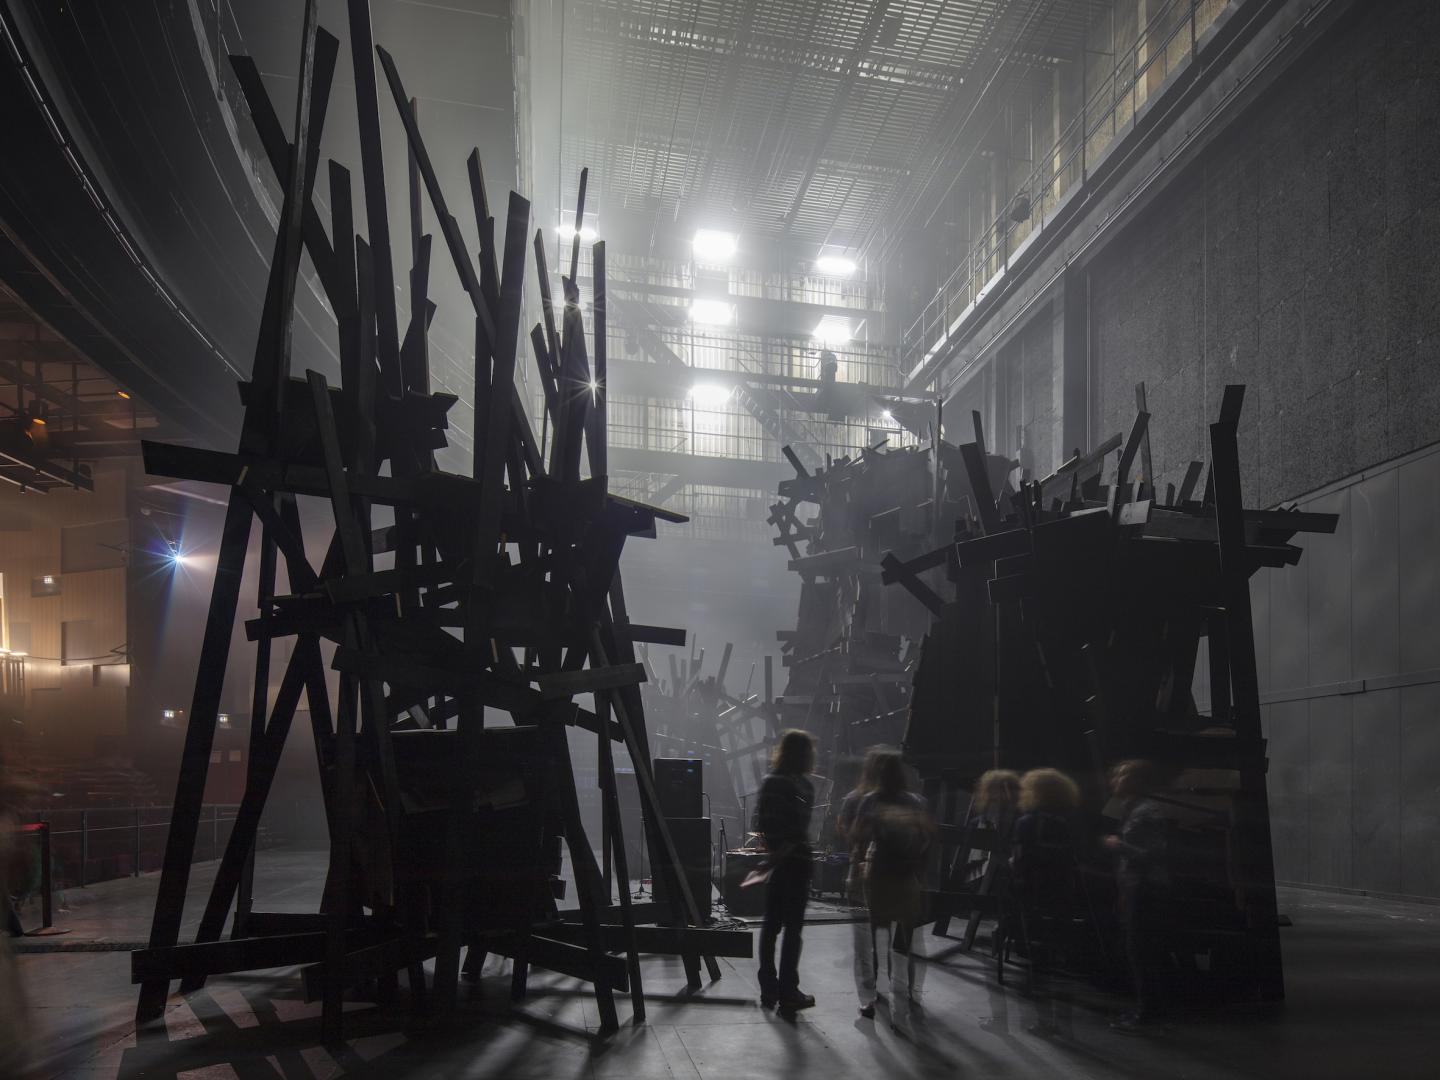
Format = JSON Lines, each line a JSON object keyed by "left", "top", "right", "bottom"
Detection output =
{"left": 754, "top": 729, "right": 816, "bottom": 1011}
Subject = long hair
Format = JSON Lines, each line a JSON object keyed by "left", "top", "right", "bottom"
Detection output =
{"left": 852, "top": 745, "right": 889, "bottom": 795}
{"left": 974, "top": 769, "right": 1021, "bottom": 813}
{"left": 771, "top": 729, "right": 815, "bottom": 775}
{"left": 872, "top": 749, "right": 910, "bottom": 799}
{"left": 1018, "top": 768, "right": 1080, "bottom": 814}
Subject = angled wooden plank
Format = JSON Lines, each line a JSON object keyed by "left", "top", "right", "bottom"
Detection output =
{"left": 346, "top": 0, "right": 404, "bottom": 394}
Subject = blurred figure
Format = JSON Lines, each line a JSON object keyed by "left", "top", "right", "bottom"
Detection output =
{"left": 1104, "top": 759, "right": 1172, "bottom": 1033}
{"left": 852, "top": 749, "right": 935, "bottom": 1034}
{"left": 1011, "top": 768, "right": 1080, "bottom": 905}
{"left": 754, "top": 729, "right": 817, "bottom": 1012}
{"left": 0, "top": 759, "right": 32, "bottom": 1074}
{"left": 974, "top": 769, "right": 1021, "bottom": 836}
{"left": 837, "top": 747, "right": 885, "bottom": 1014}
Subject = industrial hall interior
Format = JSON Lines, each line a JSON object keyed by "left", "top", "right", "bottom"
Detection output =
{"left": 1, "top": 0, "right": 1438, "bottom": 1077}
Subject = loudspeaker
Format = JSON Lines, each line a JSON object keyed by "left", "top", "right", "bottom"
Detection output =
{"left": 722, "top": 850, "right": 768, "bottom": 916}
{"left": 654, "top": 816, "right": 711, "bottom": 920}
{"left": 653, "top": 757, "right": 704, "bottom": 818}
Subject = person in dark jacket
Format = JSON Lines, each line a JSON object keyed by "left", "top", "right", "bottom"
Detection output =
{"left": 754, "top": 729, "right": 817, "bottom": 1011}
{"left": 1103, "top": 759, "right": 1172, "bottom": 1032}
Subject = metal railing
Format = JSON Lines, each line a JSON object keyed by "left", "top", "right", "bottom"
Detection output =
{"left": 14, "top": 804, "right": 246, "bottom": 892}
{"left": 900, "top": 0, "right": 1231, "bottom": 376}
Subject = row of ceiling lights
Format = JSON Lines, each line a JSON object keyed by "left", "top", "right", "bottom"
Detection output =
{"left": 555, "top": 224, "right": 859, "bottom": 343}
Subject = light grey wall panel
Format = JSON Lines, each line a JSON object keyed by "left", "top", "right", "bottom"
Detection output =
{"left": 1251, "top": 573, "right": 1272, "bottom": 695}
{"left": 1397, "top": 452, "right": 1440, "bottom": 673}
{"left": 1305, "top": 490, "right": 1351, "bottom": 685}
{"left": 1269, "top": 543, "right": 1310, "bottom": 692}
{"left": 1349, "top": 469, "right": 1399, "bottom": 681}
{"left": 1399, "top": 682, "right": 1440, "bottom": 900}
{"left": 1351, "top": 689, "right": 1401, "bottom": 895}
{"left": 1306, "top": 696, "right": 1352, "bottom": 890}
{"left": 1267, "top": 700, "right": 1309, "bottom": 885}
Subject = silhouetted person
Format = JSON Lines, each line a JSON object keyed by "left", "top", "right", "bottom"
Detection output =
{"left": 1104, "top": 759, "right": 1171, "bottom": 1033}
{"left": 0, "top": 758, "right": 32, "bottom": 1072}
{"left": 852, "top": 750, "right": 934, "bottom": 1033}
{"left": 754, "top": 729, "right": 817, "bottom": 1011}
{"left": 974, "top": 768, "right": 1021, "bottom": 839}
{"left": 837, "top": 746, "right": 885, "bottom": 1014}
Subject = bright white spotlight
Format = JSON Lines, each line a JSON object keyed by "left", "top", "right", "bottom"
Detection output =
{"left": 689, "top": 298, "right": 735, "bottom": 326}
{"left": 588, "top": 379, "right": 600, "bottom": 392}
{"left": 881, "top": 409, "right": 895, "bottom": 424}
{"left": 692, "top": 229, "right": 737, "bottom": 261}
{"left": 168, "top": 550, "right": 191, "bottom": 568}
{"left": 555, "top": 223, "right": 598, "bottom": 242}
{"left": 688, "top": 383, "right": 733, "bottom": 408}
{"left": 812, "top": 315, "right": 853, "bottom": 346}
{"left": 815, "top": 254, "right": 857, "bottom": 276}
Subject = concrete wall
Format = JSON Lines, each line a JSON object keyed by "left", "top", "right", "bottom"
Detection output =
{"left": 1088, "top": 0, "right": 1440, "bottom": 509}
{"left": 1082, "top": 0, "right": 1440, "bottom": 899}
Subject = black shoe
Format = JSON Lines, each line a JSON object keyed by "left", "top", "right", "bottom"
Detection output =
{"left": 859, "top": 1001, "right": 876, "bottom": 1019}
{"left": 778, "top": 991, "right": 816, "bottom": 1011}
{"left": 761, "top": 992, "right": 778, "bottom": 1009}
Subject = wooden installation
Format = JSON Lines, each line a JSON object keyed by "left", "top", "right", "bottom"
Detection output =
{"left": 131, "top": 0, "right": 746, "bottom": 1042}
{"left": 770, "top": 431, "right": 1014, "bottom": 837}
{"left": 883, "top": 385, "right": 1336, "bottom": 1003}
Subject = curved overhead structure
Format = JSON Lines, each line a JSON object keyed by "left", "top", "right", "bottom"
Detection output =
{"left": 0, "top": 0, "right": 518, "bottom": 457}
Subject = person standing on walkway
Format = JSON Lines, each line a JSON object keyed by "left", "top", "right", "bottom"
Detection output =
{"left": 754, "top": 729, "right": 817, "bottom": 1012}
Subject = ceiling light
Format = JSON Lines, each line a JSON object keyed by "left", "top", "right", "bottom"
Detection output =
{"left": 692, "top": 229, "right": 737, "bottom": 261}
{"left": 812, "top": 315, "right": 853, "bottom": 346}
{"left": 217, "top": 713, "right": 231, "bottom": 729}
{"left": 688, "top": 383, "right": 733, "bottom": 408}
{"left": 689, "top": 298, "right": 735, "bottom": 326}
{"left": 815, "top": 254, "right": 857, "bottom": 276}
{"left": 555, "top": 223, "right": 597, "bottom": 242}
{"left": 30, "top": 416, "right": 46, "bottom": 427}
{"left": 588, "top": 379, "right": 599, "bottom": 392}
{"left": 881, "top": 409, "right": 895, "bottom": 424}
{"left": 117, "top": 390, "right": 131, "bottom": 400}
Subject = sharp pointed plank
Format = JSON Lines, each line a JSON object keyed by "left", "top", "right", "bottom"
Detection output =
{"left": 346, "top": 0, "right": 403, "bottom": 396}
{"left": 227, "top": 53, "right": 338, "bottom": 305}
{"left": 374, "top": 46, "right": 496, "bottom": 349}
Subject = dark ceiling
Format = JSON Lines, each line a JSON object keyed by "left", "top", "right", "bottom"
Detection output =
{"left": 546, "top": 0, "right": 1109, "bottom": 258}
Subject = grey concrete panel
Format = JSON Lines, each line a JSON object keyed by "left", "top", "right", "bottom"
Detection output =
{"left": 1266, "top": 700, "right": 1310, "bottom": 885}
{"left": 1269, "top": 541, "right": 1310, "bottom": 693}
{"left": 1347, "top": 468, "right": 1400, "bottom": 681}
{"left": 1304, "top": 490, "right": 1351, "bottom": 685}
{"left": 1250, "top": 570, "right": 1273, "bottom": 695}
{"left": 1351, "top": 689, "right": 1401, "bottom": 895}
{"left": 1399, "top": 682, "right": 1440, "bottom": 900}
{"left": 1397, "top": 452, "right": 1440, "bottom": 673}
{"left": 1305, "top": 696, "right": 1353, "bottom": 890}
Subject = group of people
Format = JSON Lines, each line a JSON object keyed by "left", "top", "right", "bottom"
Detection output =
{"left": 751, "top": 730, "right": 935, "bottom": 1033}
{"left": 750, "top": 730, "right": 1174, "bottom": 1035}
{"left": 974, "top": 759, "right": 1173, "bottom": 1032}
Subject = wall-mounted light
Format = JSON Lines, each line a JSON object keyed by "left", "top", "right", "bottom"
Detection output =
{"left": 692, "top": 229, "right": 737, "bottom": 262}
{"left": 41, "top": 574, "right": 54, "bottom": 586}
{"left": 812, "top": 315, "right": 853, "bottom": 346}
{"left": 217, "top": 713, "right": 232, "bottom": 729}
{"left": 117, "top": 390, "right": 131, "bottom": 400}
{"left": 688, "top": 383, "right": 733, "bottom": 408}
{"left": 815, "top": 254, "right": 857, "bottom": 276}
{"left": 689, "top": 298, "right": 735, "bottom": 326}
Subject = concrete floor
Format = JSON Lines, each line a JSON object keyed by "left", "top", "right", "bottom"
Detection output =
{"left": 8, "top": 854, "right": 1440, "bottom": 1079}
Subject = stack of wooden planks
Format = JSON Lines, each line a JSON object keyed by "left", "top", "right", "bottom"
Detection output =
{"left": 131, "top": 0, "right": 748, "bottom": 1043}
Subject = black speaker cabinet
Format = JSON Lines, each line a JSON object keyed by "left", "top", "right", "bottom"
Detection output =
{"left": 721, "top": 850, "right": 768, "bottom": 917}
{"left": 653, "top": 757, "right": 704, "bottom": 819}
{"left": 653, "top": 816, "right": 712, "bottom": 921}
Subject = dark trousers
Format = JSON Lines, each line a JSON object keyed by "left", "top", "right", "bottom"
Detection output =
{"left": 4, "top": 896, "right": 22, "bottom": 938}
{"left": 758, "top": 857, "right": 811, "bottom": 998}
